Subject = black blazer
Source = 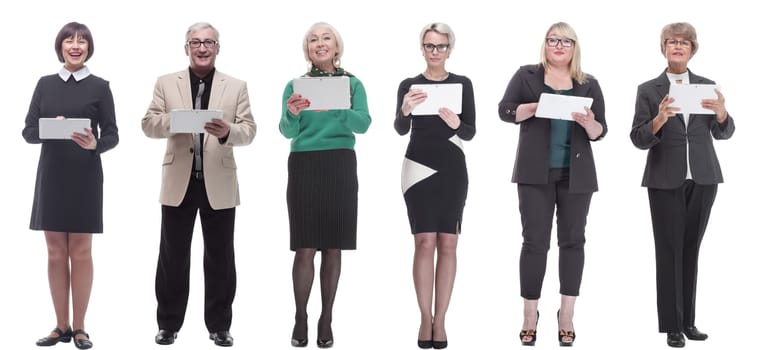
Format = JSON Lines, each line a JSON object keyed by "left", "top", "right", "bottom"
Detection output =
{"left": 498, "top": 64, "right": 607, "bottom": 193}
{"left": 630, "top": 69, "right": 735, "bottom": 189}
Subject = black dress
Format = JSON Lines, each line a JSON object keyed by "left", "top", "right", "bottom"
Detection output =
{"left": 22, "top": 71, "right": 119, "bottom": 233}
{"left": 394, "top": 73, "right": 476, "bottom": 234}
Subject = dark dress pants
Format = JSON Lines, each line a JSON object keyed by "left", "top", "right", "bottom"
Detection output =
{"left": 156, "top": 176, "right": 237, "bottom": 332}
{"left": 648, "top": 180, "right": 717, "bottom": 332}
{"left": 518, "top": 168, "right": 593, "bottom": 299}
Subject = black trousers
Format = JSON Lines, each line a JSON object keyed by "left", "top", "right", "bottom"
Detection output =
{"left": 648, "top": 180, "right": 717, "bottom": 333}
{"left": 155, "top": 177, "right": 236, "bottom": 332}
{"left": 518, "top": 168, "right": 593, "bottom": 299}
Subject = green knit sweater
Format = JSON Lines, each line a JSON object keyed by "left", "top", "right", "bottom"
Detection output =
{"left": 279, "top": 76, "right": 371, "bottom": 152}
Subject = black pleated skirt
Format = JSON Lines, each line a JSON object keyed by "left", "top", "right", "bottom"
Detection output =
{"left": 287, "top": 149, "right": 358, "bottom": 250}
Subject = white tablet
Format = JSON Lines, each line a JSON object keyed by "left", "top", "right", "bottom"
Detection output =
{"left": 409, "top": 83, "right": 463, "bottom": 115}
{"left": 38, "top": 118, "right": 91, "bottom": 139}
{"left": 535, "top": 93, "right": 593, "bottom": 121}
{"left": 293, "top": 76, "right": 351, "bottom": 110}
{"left": 668, "top": 84, "right": 719, "bottom": 115}
{"left": 170, "top": 109, "right": 223, "bottom": 133}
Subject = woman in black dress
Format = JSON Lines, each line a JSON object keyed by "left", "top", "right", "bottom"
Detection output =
{"left": 22, "top": 22, "right": 118, "bottom": 349}
{"left": 395, "top": 22, "right": 475, "bottom": 350}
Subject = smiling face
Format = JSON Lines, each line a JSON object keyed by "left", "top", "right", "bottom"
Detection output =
{"left": 185, "top": 27, "right": 219, "bottom": 76}
{"left": 61, "top": 34, "right": 89, "bottom": 71}
{"left": 307, "top": 26, "right": 338, "bottom": 72}
{"left": 544, "top": 29, "right": 574, "bottom": 68}
{"left": 422, "top": 31, "right": 451, "bottom": 70}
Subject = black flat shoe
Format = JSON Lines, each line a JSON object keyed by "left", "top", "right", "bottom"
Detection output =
{"left": 418, "top": 339, "right": 433, "bottom": 349}
{"left": 210, "top": 331, "right": 234, "bottom": 347}
{"left": 519, "top": 310, "right": 539, "bottom": 346}
{"left": 432, "top": 340, "right": 448, "bottom": 349}
{"left": 72, "top": 330, "right": 93, "bottom": 350}
{"left": 316, "top": 338, "right": 333, "bottom": 348}
{"left": 683, "top": 326, "right": 708, "bottom": 340}
{"left": 155, "top": 329, "right": 178, "bottom": 345}
{"left": 36, "top": 327, "right": 72, "bottom": 346}
{"left": 667, "top": 332, "right": 685, "bottom": 348}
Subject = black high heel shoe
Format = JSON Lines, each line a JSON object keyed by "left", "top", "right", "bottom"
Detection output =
{"left": 316, "top": 320, "right": 333, "bottom": 349}
{"left": 519, "top": 311, "right": 539, "bottom": 346}
{"left": 72, "top": 329, "right": 93, "bottom": 350}
{"left": 36, "top": 327, "right": 72, "bottom": 346}
{"left": 557, "top": 310, "right": 576, "bottom": 347}
{"left": 291, "top": 322, "right": 308, "bottom": 347}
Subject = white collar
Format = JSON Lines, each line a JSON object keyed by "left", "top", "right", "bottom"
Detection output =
{"left": 58, "top": 66, "right": 91, "bottom": 82}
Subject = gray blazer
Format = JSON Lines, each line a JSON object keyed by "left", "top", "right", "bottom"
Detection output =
{"left": 498, "top": 64, "right": 607, "bottom": 193}
{"left": 630, "top": 70, "right": 735, "bottom": 189}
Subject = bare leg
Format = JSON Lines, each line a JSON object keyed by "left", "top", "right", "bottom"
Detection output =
{"left": 292, "top": 249, "right": 316, "bottom": 341}
{"left": 559, "top": 295, "right": 576, "bottom": 344}
{"left": 318, "top": 249, "right": 341, "bottom": 342}
{"left": 521, "top": 299, "right": 539, "bottom": 343}
{"left": 44, "top": 231, "right": 71, "bottom": 336}
{"left": 432, "top": 233, "right": 458, "bottom": 342}
{"left": 413, "top": 233, "right": 436, "bottom": 341}
{"left": 69, "top": 233, "right": 93, "bottom": 340}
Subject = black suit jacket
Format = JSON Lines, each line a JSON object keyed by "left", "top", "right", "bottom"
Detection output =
{"left": 630, "top": 69, "right": 735, "bottom": 189}
{"left": 498, "top": 64, "right": 607, "bottom": 193}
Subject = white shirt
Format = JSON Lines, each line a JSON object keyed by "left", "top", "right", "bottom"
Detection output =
{"left": 58, "top": 66, "right": 91, "bottom": 82}
{"left": 666, "top": 71, "right": 692, "bottom": 180}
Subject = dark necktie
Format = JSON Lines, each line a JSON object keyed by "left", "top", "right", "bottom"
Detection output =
{"left": 194, "top": 81, "right": 205, "bottom": 174}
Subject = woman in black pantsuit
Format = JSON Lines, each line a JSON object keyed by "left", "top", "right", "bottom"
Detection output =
{"left": 498, "top": 22, "right": 606, "bottom": 347}
{"left": 22, "top": 22, "right": 118, "bottom": 349}
{"left": 630, "top": 22, "right": 734, "bottom": 348}
{"left": 395, "top": 22, "right": 476, "bottom": 350}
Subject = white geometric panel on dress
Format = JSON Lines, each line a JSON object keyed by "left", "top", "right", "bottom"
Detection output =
{"left": 448, "top": 134, "right": 464, "bottom": 151}
{"left": 401, "top": 157, "right": 438, "bottom": 194}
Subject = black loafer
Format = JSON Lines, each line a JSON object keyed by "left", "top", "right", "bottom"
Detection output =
{"left": 683, "top": 326, "right": 708, "bottom": 340}
{"left": 210, "top": 331, "right": 234, "bottom": 347}
{"left": 72, "top": 330, "right": 93, "bottom": 350}
{"left": 36, "top": 327, "right": 72, "bottom": 346}
{"left": 432, "top": 340, "right": 448, "bottom": 349}
{"left": 155, "top": 329, "right": 178, "bottom": 345}
{"left": 667, "top": 332, "right": 685, "bottom": 348}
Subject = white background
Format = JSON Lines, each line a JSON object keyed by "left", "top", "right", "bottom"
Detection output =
{"left": 3, "top": 1, "right": 753, "bottom": 349}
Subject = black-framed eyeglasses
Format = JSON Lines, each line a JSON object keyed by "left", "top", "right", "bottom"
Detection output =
{"left": 422, "top": 43, "right": 450, "bottom": 53}
{"left": 187, "top": 40, "right": 218, "bottom": 49}
{"left": 545, "top": 37, "right": 574, "bottom": 48}
{"left": 664, "top": 39, "right": 692, "bottom": 48}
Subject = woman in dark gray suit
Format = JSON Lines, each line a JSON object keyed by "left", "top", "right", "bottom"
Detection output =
{"left": 630, "top": 22, "right": 734, "bottom": 348}
{"left": 499, "top": 22, "right": 606, "bottom": 346}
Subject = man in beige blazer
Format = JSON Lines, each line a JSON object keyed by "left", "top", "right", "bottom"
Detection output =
{"left": 141, "top": 22, "right": 255, "bottom": 347}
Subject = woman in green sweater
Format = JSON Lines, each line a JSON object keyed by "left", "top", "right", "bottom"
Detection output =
{"left": 279, "top": 22, "right": 371, "bottom": 349}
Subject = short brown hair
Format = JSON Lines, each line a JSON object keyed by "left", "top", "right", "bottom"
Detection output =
{"left": 660, "top": 22, "right": 698, "bottom": 56}
{"left": 55, "top": 22, "right": 94, "bottom": 63}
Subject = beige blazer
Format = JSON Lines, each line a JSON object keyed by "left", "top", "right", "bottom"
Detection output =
{"left": 142, "top": 69, "right": 256, "bottom": 209}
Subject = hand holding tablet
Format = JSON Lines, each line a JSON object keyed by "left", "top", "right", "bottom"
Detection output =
{"left": 170, "top": 109, "right": 224, "bottom": 133}
{"left": 535, "top": 93, "right": 594, "bottom": 121}
{"left": 38, "top": 117, "right": 91, "bottom": 139}
{"left": 668, "top": 84, "right": 719, "bottom": 115}
{"left": 408, "top": 83, "right": 463, "bottom": 115}
{"left": 292, "top": 76, "right": 351, "bottom": 110}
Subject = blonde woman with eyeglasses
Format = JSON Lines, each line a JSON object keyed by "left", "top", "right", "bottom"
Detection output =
{"left": 498, "top": 22, "right": 607, "bottom": 347}
{"left": 395, "top": 22, "right": 476, "bottom": 350}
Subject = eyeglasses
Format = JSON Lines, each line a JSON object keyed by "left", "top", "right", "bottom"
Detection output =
{"left": 546, "top": 37, "right": 574, "bottom": 48}
{"left": 665, "top": 39, "right": 692, "bottom": 48}
{"left": 422, "top": 43, "right": 450, "bottom": 53}
{"left": 186, "top": 40, "right": 218, "bottom": 49}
